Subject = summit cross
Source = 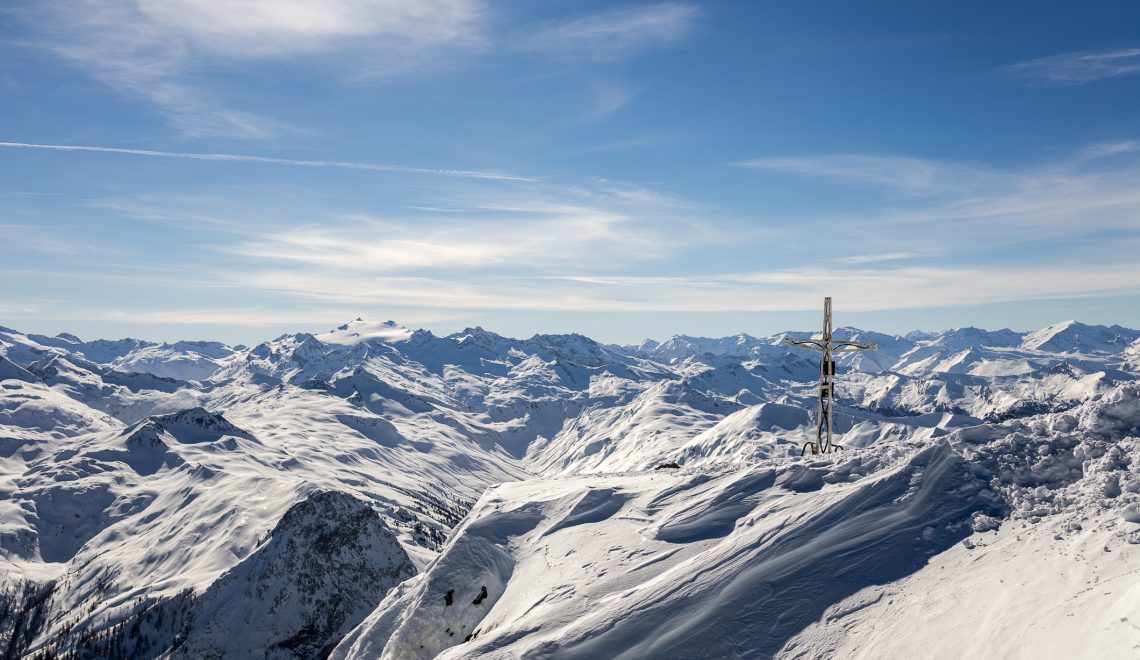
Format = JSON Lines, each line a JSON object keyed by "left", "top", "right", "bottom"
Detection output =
{"left": 783, "top": 297, "right": 877, "bottom": 456}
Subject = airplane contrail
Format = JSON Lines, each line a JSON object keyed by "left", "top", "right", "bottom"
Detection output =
{"left": 0, "top": 141, "right": 539, "bottom": 182}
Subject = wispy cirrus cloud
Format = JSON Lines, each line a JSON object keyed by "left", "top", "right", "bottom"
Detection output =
{"left": 1003, "top": 47, "right": 1140, "bottom": 86}
{"left": 13, "top": 2, "right": 698, "bottom": 137}
{"left": 577, "top": 82, "right": 640, "bottom": 122}
{"left": 0, "top": 141, "right": 538, "bottom": 181}
{"left": 226, "top": 181, "right": 700, "bottom": 273}
{"left": 213, "top": 262, "right": 1140, "bottom": 313}
{"left": 736, "top": 154, "right": 995, "bottom": 195}
{"left": 836, "top": 252, "right": 925, "bottom": 265}
{"left": 522, "top": 2, "right": 699, "bottom": 61}
{"left": 737, "top": 143, "right": 1140, "bottom": 236}
{"left": 13, "top": 0, "right": 487, "bottom": 137}
{"left": 732, "top": 142, "right": 1140, "bottom": 291}
{"left": 1076, "top": 140, "right": 1140, "bottom": 161}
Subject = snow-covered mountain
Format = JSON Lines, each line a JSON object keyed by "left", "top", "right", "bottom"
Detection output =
{"left": 1, "top": 318, "right": 1138, "bottom": 658}
{"left": 1021, "top": 319, "right": 1140, "bottom": 354}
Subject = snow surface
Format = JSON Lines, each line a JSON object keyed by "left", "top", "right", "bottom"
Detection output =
{"left": 1, "top": 319, "right": 1139, "bottom": 658}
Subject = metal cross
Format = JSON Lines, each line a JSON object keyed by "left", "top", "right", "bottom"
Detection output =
{"left": 783, "top": 297, "right": 877, "bottom": 456}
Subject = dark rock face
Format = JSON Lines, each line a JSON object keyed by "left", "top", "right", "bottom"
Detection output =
{"left": 167, "top": 490, "right": 416, "bottom": 659}
{"left": 151, "top": 407, "right": 253, "bottom": 443}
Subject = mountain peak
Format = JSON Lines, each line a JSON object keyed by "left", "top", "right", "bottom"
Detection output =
{"left": 448, "top": 326, "right": 509, "bottom": 348}
{"left": 318, "top": 319, "right": 412, "bottom": 346}
{"left": 1021, "top": 320, "right": 1137, "bottom": 353}
{"left": 149, "top": 407, "right": 253, "bottom": 443}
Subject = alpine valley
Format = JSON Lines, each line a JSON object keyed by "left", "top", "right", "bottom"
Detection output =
{"left": 2, "top": 318, "right": 1139, "bottom": 659}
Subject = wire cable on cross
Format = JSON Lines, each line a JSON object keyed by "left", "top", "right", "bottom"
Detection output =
{"left": 783, "top": 297, "right": 877, "bottom": 456}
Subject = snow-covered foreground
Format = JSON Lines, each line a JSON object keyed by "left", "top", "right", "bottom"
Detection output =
{"left": 334, "top": 385, "right": 1140, "bottom": 659}
{"left": 1, "top": 318, "right": 1138, "bottom": 658}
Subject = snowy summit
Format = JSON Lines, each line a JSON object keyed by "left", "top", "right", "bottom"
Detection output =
{"left": 316, "top": 319, "right": 414, "bottom": 346}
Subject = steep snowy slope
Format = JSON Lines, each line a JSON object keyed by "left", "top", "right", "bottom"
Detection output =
{"left": 782, "top": 383, "right": 1140, "bottom": 659}
{"left": 334, "top": 384, "right": 1140, "bottom": 660}
{"left": 333, "top": 441, "right": 998, "bottom": 659}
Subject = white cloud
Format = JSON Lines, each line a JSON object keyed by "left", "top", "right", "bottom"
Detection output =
{"left": 523, "top": 2, "right": 699, "bottom": 60}
{"left": 133, "top": 0, "right": 483, "bottom": 57}
{"left": 1003, "top": 47, "right": 1140, "bottom": 86}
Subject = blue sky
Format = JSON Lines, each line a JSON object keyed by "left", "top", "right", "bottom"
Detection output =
{"left": 2, "top": 1, "right": 1140, "bottom": 344}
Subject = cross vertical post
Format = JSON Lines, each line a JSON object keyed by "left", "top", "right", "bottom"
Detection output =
{"left": 783, "top": 297, "right": 877, "bottom": 456}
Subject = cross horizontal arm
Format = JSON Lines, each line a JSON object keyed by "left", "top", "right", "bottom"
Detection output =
{"left": 831, "top": 341, "right": 877, "bottom": 352}
{"left": 784, "top": 338, "right": 876, "bottom": 352}
{"left": 782, "top": 337, "right": 824, "bottom": 351}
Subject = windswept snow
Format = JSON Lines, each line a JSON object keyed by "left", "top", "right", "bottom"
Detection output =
{"left": 336, "top": 386, "right": 1140, "bottom": 660}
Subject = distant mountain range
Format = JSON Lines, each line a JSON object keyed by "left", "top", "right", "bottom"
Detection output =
{"left": 1, "top": 317, "right": 1138, "bottom": 658}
